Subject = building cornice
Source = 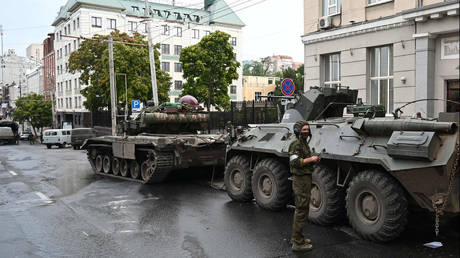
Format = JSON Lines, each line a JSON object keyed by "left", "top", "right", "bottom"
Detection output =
{"left": 302, "top": 16, "right": 412, "bottom": 44}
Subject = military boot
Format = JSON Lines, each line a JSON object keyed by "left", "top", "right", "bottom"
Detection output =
{"left": 292, "top": 242, "right": 313, "bottom": 252}
{"left": 290, "top": 238, "right": 311, "bottom": 245}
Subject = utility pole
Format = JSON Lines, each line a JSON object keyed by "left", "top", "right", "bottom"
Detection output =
{"left": 48, "top": 74, "right": 56, "bottom": 128}
{"left": 1, "top": 25, "right": 4, "bottom": 102}
{"left": 108, "top": 36, "right": 117, "bottom": 136}
{"left": 145, "top": 0, "right": 159, "bottom": 105}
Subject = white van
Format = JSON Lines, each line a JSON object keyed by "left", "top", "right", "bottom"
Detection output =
{"left": 43, "top": 129, "right": 72, "bottom": 149}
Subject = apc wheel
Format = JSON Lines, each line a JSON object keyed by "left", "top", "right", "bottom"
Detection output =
{"left": 95, "top": 155, "right": 103, "bottom": 172}
{"left": 46, "top": 144, "right": 51, "bottom": 149}
{"left": 130, "top": 161, "right": 140, "bottom": 179}
{"left": 309, "top": 165, "right": 345, "bottom": 225}
{"left": 224, "top": 155, "right": 253, "bottom": 202}
{"left": 120, "top": 159, "right": 129, "bottom": 177}
{"left": 346, "top": 170, "right": 408, "bottom": 242}
{"left": 252, "top": 158, "right": 291, "bottom": 211}
{"left": 112, "top": 158, "right": 120, "bottom": 176}
{"left": 102, "top": 155, "right": 112, "bottom": 174}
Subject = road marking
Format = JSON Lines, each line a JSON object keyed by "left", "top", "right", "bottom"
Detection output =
{"left": 35, "top": 192, "right": 51, "bottom": 201}
{"left": 82, "top": 231, "right": 89, "bottom": 237}
{"left": 9, "top": 171, "right": 17, "bottom": 176}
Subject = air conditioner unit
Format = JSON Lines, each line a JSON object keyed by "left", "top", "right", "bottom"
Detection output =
{"left": 318, "top": 16, "right": 332, "bottom": 30}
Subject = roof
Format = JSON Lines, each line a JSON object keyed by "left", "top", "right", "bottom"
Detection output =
{"left": 52, "top": 0, "right": 244, "bottom": 27}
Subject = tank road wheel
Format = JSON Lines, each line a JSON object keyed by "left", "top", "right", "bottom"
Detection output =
{"left": 95, "top": 154, "right": 104, "bottom": 172}
{"left": 120, "top": 159, "right": 129, "bottom": 177}
{"left": 346, "top": 170, "right": 408, "bottom": 242}
{"left": 251, "top": 158, "right": 291, "bottom": 211}
{"left": 141, "top": 161, "right": 154, "bottom": 182}
{"left": 309, "top": 165, "right": 345, "bottom": 225}
{"left": 102, "top": 155, "right": 112, "bottom": 174}
{"left": 130, "top": 161, "right": 140, "bottom": 179}
{"left": 224, "top": 155, "right": 253, "bottom": 202}
{"left": 112, "top": 158, "right": 120, "bottom": 176}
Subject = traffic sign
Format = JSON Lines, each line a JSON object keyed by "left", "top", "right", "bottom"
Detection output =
{"left": 281, "top": 78, "right": 295, "bottom": 96}
{"left": 131, "top": 100, "right": 141, "bottom": 109}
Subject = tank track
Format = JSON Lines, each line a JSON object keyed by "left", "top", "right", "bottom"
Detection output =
{"left": 86, "top": 148, "right": 175, "bottom": 184}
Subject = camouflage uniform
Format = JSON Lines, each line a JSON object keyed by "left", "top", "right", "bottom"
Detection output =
{"left": 289, "top": 120, "right": 314, "bottom": 246}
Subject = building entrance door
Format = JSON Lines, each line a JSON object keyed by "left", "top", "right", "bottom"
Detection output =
{"left": 446, "top": 79, "right": 459, "bottom": 112}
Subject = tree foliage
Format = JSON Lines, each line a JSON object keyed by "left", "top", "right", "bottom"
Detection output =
{"left": 180, "top": 31, "right": 240, "bottom": 111}
{"left": 243, "top": 57, "right": 274, "bottom": 76}
{"left": 12, "top": 93, "right": 52, "bottom": 135}
{"left": 68, "top": 30, "right": 171, "bottom": 112}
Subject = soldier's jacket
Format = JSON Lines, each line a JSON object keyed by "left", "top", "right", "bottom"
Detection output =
{"left": 289, "top": 138, "right": 314, "bottom": 175}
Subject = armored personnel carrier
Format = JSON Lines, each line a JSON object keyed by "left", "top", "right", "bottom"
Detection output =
{"left": 81, "top": 100, "right": 226, "bottom": 183}
{"left": 0, "top": 120, "right": 19, "bottom": 145}
{"left": 224, "top": 86, "right": 459, "bottom": 241}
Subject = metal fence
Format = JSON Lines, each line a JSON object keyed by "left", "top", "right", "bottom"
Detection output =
{"left": 90, "top": 101, "right": 281, "bottom": 130}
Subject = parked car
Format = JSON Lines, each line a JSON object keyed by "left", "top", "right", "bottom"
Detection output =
{"left": 71, "top": 128, "right": 96, "bottom": 150}
{"left": 19, "top": 132, "right": 32, "bottom": 140}
{"left": 0, "top": 121, "right": 19, "bottom": 145}
{"left": 43, "top": 129, "right": 72, "bottom": 149}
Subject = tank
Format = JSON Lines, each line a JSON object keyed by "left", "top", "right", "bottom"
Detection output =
{"left": 0, "top": 120, "right": 19, "bottom": 145}
{"left": 224, "top": 86, "right": 459, "bottom": 242}
{"left": 81, "top": 101, "right": 226, "bottom": 183}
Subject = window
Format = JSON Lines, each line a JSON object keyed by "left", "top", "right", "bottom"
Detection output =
{"left": 69, "top": 98, "right": 72, "bottom": 108}
{"left": 174, "top": 63, "right": 182, "bottom": 72}
{"left": 230, "top": 85, "right": 237, "bottom": 94}
{"left": 370, "top": 45, "right": 393, "bottom": 114}
{"left": 132, "top": 6, "right": 139, "bottom": 12}
{"left": 255, "top": 92, "right": 262, "bottom": 101}
{"left": 108, "top": 19, "right": 116, "bottom": 29}
{"left": 73, "top": 20, "right": 76, "bottom": 31}
{"left": 162, "top": 25, "right": 170, "bottom": 35}
{"left": 69, "top": 79, "right": 72, "bottom": 90}
{"left": 78, "top": 96, "right": 82, "bottom": 108}
{"left": 161, "top": 62, "right": 170, "bottom": 72}
{"left": 174, "top": 80, "right": 183, "bottom": 90}
{"left": 75, "top": 79, "right": 78, "bottom": 90}
{"left": 230, "top": 37, "right": 237, "bottom": 46}
{"left": 143, "top": 23, "right": 148, "bottom": 33}
{"left": 175, "top": 27, "right": 182, "bottom": 37}
{"left": 67, "top": 24, "right": 71, "bottom": 34}
{"left": 73, "top": 40, "right": 76, "bottom": 50}
{"left": 368, "top": 0, "right": 392, "bottom": 5}
{"left": 161, "top": 44, "right": 170, "bottom": 55}
{"left": 323, "top": 53, "right": 341, "bottom": 87}
{"left": 59, "top": 30, "right": 62, "bottom": 40}
{"left": 64, "top": 27, "right": 67, "bottom": 35}
{"left": 322, "top": 0, "right": 341, "bottom": 16}
{"left": 75, "top": 97, "right": 78, "bottom": 108}
{"left": 66, "top": 98, "right": 68, "bottom": 108}
{"left": 192, "top": 29, "right": 200, "bottom": 39}
{"left": 205, "top": 30, "right": 211, "bottom": 36}
{"left": 77, "top": 18, "right": 80, "bottom": 28}
{"left": 65, "top": 45, "right": 68, "bottom": 56}
{"left": 129, "top": 21, "right": 137, "bottom": 31}
{"left": 91, "top": 17, "right": 102, "bottom": 28}
{"left": 174, "top": 45, "right": 182, "bottom": 55}
{"left": 268, "top": 79, "right": 273, "bottom": 84}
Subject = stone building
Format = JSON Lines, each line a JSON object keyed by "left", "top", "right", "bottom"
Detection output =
{"left": 302, "top": 0, "right": 459, "bottom": 117}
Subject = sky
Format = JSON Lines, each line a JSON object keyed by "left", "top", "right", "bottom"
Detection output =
{"left": 0, "top": 0, "right": 304, "bottom": 62}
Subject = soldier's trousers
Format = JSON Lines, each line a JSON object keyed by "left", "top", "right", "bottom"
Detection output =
{"left": 291, "top": 174, "right": 312, "bottom": 245}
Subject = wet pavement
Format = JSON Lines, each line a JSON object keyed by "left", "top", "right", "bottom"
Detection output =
{"left": 0, "top": 143, "right": 459, "bottom": 258}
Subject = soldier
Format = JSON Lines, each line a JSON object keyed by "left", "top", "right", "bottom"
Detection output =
{"left": 289, "top": 120, "right": 320, "bottom": 252}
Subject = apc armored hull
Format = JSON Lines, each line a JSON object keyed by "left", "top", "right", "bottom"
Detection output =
{"left": 82, "top": 134, "right": 226, "bottom": 183}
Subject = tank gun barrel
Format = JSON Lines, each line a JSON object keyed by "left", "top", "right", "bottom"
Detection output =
{"left": 353, "top": 118, "right": 458, "bottom": 135}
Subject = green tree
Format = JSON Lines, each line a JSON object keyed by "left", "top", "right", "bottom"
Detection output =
{"left": 180, "top": 31, "right": 240, "bottom": 111}
{"left": 68, "top": 30, "right": 171, "bottom": 112}
{"left": 12, "top": 93, "right": 52, "bottom": 135}
{"left": 242, "top": 58, "right": 274, "bottom": 76}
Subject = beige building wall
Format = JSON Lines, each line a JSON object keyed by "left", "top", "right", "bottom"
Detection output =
{"left": 303, "top": 0, "right": 459, "bottom": 117}
{"left": 242, "top": 76, "right": 277, "bottom": 101}
{"left": 304, "top": 0, "right": 446, "bottom": 34}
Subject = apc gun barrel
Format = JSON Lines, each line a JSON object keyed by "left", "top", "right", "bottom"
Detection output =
{"left": 361, "top": 119, "right": 458, "bottom": 135}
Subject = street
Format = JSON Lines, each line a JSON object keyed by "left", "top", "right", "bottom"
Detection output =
{"left": 0, "top": 143, "right": 459, "bottom": 258}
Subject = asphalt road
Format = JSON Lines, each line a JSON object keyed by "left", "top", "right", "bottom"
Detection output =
{"left": 0, "top": 143, "right": 459, "bottom": 258}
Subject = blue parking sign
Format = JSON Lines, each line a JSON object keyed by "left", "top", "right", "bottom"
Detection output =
{"left": 131, "top": 100, "right": 141, "bottom": 109}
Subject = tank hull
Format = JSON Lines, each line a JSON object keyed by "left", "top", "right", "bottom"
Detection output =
{"left": 82, "top": 134, "right": 226, "bottom": 183}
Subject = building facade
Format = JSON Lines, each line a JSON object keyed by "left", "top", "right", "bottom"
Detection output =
{"left": 242, "top": 76, "right": 278, "bottom": 101}
{"left": 52, "top": 0, "right": 244, "bottom": 128}
{"left": 303, "top": 0, "right": 459, "bottom": 117}
{"left": 26, "top": 44, "right": 44, "bottom": 63}
{"left": 24, "top": 66, "right": 44, "bottom": 95}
